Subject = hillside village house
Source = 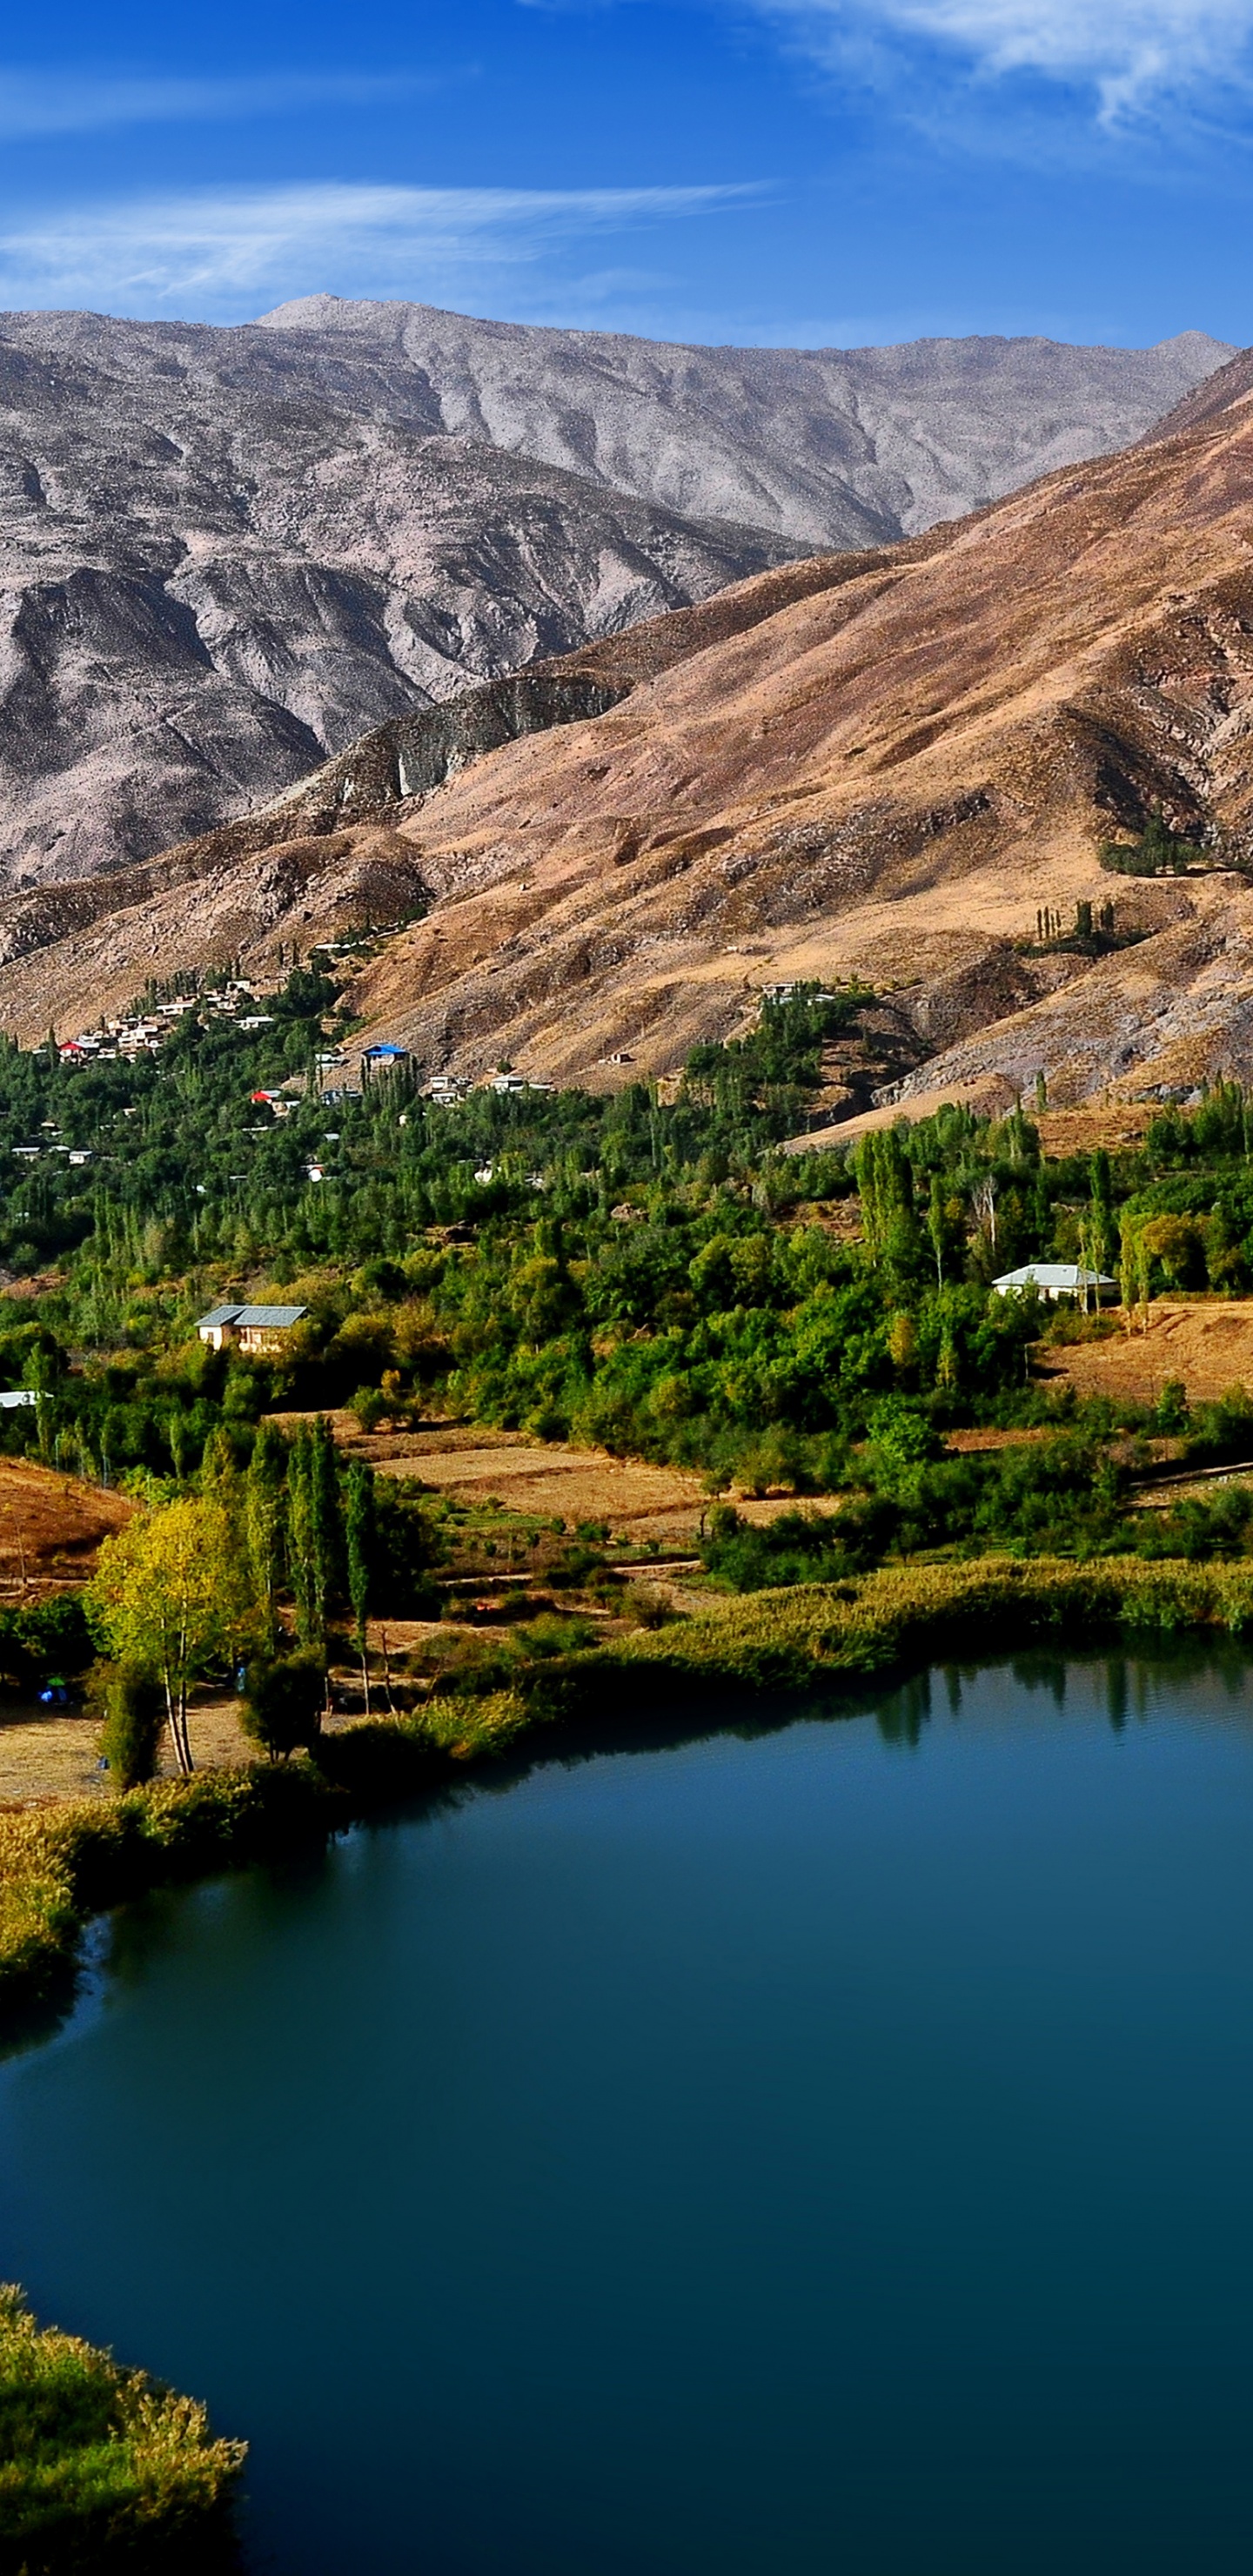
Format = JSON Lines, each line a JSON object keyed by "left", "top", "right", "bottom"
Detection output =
{"left": 196, "top": 1302, "right": 307, "bottom": 1354}
{"left": 992, "top": 1263, "right": 1116, "bottom": 1305}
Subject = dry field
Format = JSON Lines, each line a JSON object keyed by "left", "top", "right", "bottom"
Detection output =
{"left": 1034, "top": 1104, "right": 1156, "bottom": 1157}
{"left": 1040, "top": 1302, "right": 1253, "bottom": 1408}
{"left": 0, "top": 1691, "right": 253, "bottom": 1807}
{"left": 269, "top": 1412, "right": 811, "bottom": 1543}
{"left": 0, "top": 1458, "right": 131, "bottom": 1598}
{"left": 943, "top": 1427, "right": 1049, "bottom": 1454}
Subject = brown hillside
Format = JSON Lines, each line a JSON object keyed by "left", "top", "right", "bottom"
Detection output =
{"left": 15, "top": 366, "right": 1253, "bottom": 1101}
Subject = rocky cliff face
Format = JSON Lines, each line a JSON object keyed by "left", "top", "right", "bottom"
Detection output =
{"left": 0, "top": 304, "right": 1227, "bottom": 895}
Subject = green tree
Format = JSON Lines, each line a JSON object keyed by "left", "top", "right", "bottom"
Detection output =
{"left": 96, "top": 1660, "right": 164, "bottom": 1789}
{"left": 88, "top": 1496, "right": 254, "bottom": 1774}
{"left": 345, "top": 1459, "right": 376, "bottom": 1715}
{"left": 286, "top": 1422, "right": 318, "bottom": 1645}
{"left": 854, "top": 1128, "right": 914, "bottom": 1262}
{"left": 240, "top": 1647, "right": 325, "bottom": 1761}
{"left": 311, "top": 1413, "right": 344, "bottom": 1633}
{"left": 245, "top": 1419, "right": 287, "bottom": 1649}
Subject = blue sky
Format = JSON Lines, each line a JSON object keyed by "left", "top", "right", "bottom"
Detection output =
{"left": 1, "top": 1, "right": 1252, "bottom": 346}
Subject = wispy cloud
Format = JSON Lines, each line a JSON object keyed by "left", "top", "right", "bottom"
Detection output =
{"left": 0, "top": 181, "right": 759, "bottom": 319}
{"left": 0, "top": 67, "right": 439, "bottom": 140}
{"left": 760, "top": 0, "right": 1253, "bottom": 123}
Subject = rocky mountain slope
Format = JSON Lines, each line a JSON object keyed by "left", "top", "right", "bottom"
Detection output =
{"left": 0, "top": 306, "right": 805, "bottom": 889}
{"left": 0, "top": 305, "right": 1226, "bottom": 894}
{"left": 264, "top": 299, "right": 1229, "bottom": 547}
{"left": 11, "top": 344, "right": 1253, "bottom": 1110}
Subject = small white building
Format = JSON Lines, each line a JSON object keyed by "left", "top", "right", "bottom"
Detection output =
{"left": 196, "top": 1302, "right": 308, "bottom": 1353}
{"left": 992, "top": 1263, "right": 1116, "bottom": 1305}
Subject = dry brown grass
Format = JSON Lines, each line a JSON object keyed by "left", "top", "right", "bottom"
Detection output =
{"left": 0, "top": 1689, "right": 255, "bottom": 1807}
{"left": 0, "top": 1458, "right": 131, "bottom": 1599}
{"left": 266, "top": 1410, "right": 818, "bottom": 1542}
{"left": 943, "top": 1426, "right": 1050, "bottom": 1453}
{"left": 1034, "top": 1103, "right": 1156, "bottom": 1157}
{"left": 1040, "top": 1299, "right": 1253, "bottom": 1408}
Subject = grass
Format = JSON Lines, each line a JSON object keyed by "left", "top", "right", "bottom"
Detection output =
{"left": 0, "top": 2283, "right": 245, "bottom": 2573}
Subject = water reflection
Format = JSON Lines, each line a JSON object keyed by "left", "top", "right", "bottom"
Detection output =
{"left": 3, "top": 1654, "right": 1253, "bottom": 2576}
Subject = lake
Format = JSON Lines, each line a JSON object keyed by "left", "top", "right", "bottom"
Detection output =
{"left": 3, "top": 1654, "right": 1253, "bottom": 2573}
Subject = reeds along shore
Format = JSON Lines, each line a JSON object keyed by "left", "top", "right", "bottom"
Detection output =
{"left": 5, "top": 1553, "right": 1253, "bottom": 2018}
{"left": 0, "top": 2283, "right": 245, "bottom": 2573}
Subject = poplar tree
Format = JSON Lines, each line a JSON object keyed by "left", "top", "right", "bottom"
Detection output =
{"left": 345, "top": 1460, "right": 376, "bottom": 1716}
{"left": 245, "top": 1421, "right": 287, "bottom": 1650}
{"left": 287, "top": 1423, "right": 318, "bottom": 1645}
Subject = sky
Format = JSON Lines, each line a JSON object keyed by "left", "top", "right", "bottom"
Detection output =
{"left": 1, "top": 0, "right": 1252, "bottom": 349}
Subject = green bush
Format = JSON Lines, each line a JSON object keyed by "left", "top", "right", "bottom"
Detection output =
{"left": 240, "top": 1650, "right": 326, "bottom": 1761}
{"left": 96, "top": 1664, "right": 164, "bottom": 1791}
{"left": 0, "top": 2281, "right": 245, "bottom": 2572}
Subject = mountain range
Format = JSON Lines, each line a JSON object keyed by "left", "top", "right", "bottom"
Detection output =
{"left": 0, "top": 303, "right": 1228, "bottom": 888}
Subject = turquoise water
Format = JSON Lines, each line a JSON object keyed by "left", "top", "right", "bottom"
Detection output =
{"left": 3, "top": 1656, "right": 1253, "bottom": 2573}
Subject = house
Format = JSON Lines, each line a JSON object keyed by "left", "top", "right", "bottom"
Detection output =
{"left": 196, "top": 1302, "right": 308, "bottom": 1353}
{"left": 992, "top": 1263, "right": 1116, "bottom": 1305}
{"left": 362, "top": 1043, "right": 409, "bottom": 1074}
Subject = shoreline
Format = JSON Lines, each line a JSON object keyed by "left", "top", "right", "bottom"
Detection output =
{"left": 5, "top": 1549, "right": 1253, "bottom": 2566}
{"left": 6, "top": 1551, "right": 1253, "bottom": 2030}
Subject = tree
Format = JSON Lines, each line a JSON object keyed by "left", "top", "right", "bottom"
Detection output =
{"left": 240, "top": 1648, "right": 325, "bottom": 1761}
{"left": 286, "top": 1417, "right": 345, "bottom": 1649}
{"left": 854, "top": 1129, "right": 914, "bottom": 1261}
{"left": 1118, "top": 1212, "right": 1154, "bottom": 1337}
{"left": 311, "top": 1414, "right": 344, "bottom": 1635}
{"left": 345, "top": 1459, "right": 376, "bottom": 1715}
{"left": 88, "top": 1496, "right": 254, "bottom": 1774}
{"left": 245, "top": 1420, "right": 287, "bottom": 1649}
{"left": 286, "top": 1422, "right": 318, "bottom": 1645}
{"left": 928, "top": 1175, "right": 948, "bottom": 1290}
{"left": 1089, "top": 1149, "right": 1116, "bottom": 1275}
{"left": 96, "top": 1660, "right": 164, "bottom": 1788}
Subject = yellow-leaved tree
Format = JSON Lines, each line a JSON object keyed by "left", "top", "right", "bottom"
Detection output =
{"left": 88, "top": 1495, "right": 255, "bottom": 1774}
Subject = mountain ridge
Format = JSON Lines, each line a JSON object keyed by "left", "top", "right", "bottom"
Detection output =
{"left": 23, "top": 341, "right": 1249, "bottom": 1113}
{"left": 0, "top": 304, "right": 1228, "bottom": 890}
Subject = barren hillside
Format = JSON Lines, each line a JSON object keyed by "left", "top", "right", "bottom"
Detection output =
{"left": 0, "top": 305, "right": 1225, "bottom": 890}
{"left": 14, "top": 363, "right": 1253, "bottom": 1103}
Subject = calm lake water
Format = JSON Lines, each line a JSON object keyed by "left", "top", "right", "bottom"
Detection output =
{"left": 3, "top": 1655, "right": 1253, "bottom": 2574}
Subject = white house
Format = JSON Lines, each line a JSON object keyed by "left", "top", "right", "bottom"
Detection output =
{"left": 196, "top": 1302, "right": 308, "bottom": 1353}
{"left": 992, "top": 1263, "right": 1116, "bottom": 1305}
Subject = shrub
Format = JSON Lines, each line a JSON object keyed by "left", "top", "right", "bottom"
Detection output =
{"left": 239, "top": 1651, "right": 326, "bottom": 1761}
{"left": 0, "top": 2280, "right": 245, "bottom": 2572}
{"left": 96, "top": 1663, "right": 164, "bottom": 1791}
{"left": 513, "top": 1613, "right": 598, "bottom": 1660}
